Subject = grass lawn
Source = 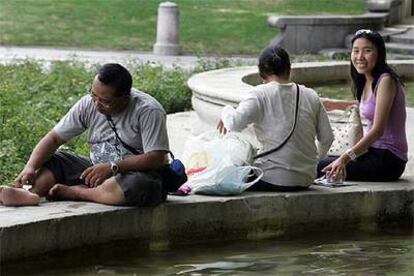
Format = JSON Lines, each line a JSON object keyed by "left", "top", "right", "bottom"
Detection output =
{"left": 0, "top": 0, "right": 365, "bottom": 55}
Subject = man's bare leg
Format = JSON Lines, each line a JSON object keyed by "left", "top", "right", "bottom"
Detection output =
{"left": 29, "top": 167, "right": 57, "bottom": 196}
{"left": 49, "top": 178, "right": 126, "bottom": 206}
{"left": 1, "top": 168, "right": 56, "bottom": 206}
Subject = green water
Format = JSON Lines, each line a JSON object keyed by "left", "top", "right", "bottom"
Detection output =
{"left": 312, "top": 81, "right": 414, "bottom": 107}
{"left": 3, "top": 230, "right": 413, "bottom": 275}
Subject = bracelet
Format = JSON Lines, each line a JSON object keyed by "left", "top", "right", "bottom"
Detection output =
{"left": 345, "top": 148, "right": 357, "bottom": 161}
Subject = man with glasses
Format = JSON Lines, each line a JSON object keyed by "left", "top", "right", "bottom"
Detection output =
{"left": 1, "top": 63, "right": 170, "bottom": 206}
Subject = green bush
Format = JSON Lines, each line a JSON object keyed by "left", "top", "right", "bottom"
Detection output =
{"left": 132, "top": 63, "right": 192, "bottom": 114}
{"left": 0, "top": 62, "right": 90, "bottom": 184}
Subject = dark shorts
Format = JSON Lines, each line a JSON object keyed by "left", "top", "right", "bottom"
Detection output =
{"left": 317, "top": 148, "right": 407, "bottom": 182}
{"left": 43, "top": 151, "right": 166, "bottom": 206}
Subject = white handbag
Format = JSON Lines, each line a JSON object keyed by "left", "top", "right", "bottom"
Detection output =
{"left": 328, "top": 106, "right": 364, "bottom": 156}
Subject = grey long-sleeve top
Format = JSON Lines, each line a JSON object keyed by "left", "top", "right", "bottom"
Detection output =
{"left": 221, "top": 81, "right": 334, "bottom": 187}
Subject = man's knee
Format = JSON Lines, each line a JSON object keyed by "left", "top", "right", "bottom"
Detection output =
{"left": 98, "top": 178, "right": 126, "bottom": 205}
{"left": 43, "top": 151, "right": 91, "bottom": 186}
{"left": 30, "top": 167, "right": 57, "bottom": 195}
{"left": 115, "top": 171, "right": 165, "bottom": 207}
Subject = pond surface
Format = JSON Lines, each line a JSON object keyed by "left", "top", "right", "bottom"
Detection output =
{"left": 3, "top": 229, "right": 413, "bottom": 275}
{"left": 312, "top": 81, "right": 414, "bottom": 107}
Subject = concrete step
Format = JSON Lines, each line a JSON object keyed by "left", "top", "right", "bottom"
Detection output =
{"left": 390, "top": 28, "right": 414, "bottom": 44}
{"left": 344, "top": 27, "right": 409, "bottom": 49}
{"left": 379, "top": 27, "right": 410, "bottom": 41}
{"left": 386, "top": 42, "right": 414, "bottom": 55}
{"left": 387, "top": 52, "right": 414, "bottom": 60}
{"left": 319, "top": 48, "right": 414, "bottom": 61}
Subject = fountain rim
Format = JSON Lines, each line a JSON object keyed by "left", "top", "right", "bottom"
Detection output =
{"left": 188, "top": 60, "right": 414, "bottom": 105}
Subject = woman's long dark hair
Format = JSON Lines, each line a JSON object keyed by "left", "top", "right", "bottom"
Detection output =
{"left": 350, "top": 30, "right": 403, "bottom": 101}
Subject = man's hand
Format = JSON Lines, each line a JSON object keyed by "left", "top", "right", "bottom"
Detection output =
{"left": 15, "top": 166, "right": 36, "bottom": 188}
{"left": 80, "top": 163, "right": 113, "bottom": 188}
{"left": 14, "top": 130, "right": 66, "bottom": 188}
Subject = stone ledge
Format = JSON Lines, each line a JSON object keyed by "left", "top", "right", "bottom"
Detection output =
{"left": 1, "top": 179, "right": 413, "bottom": 262}
{"left": 268, "top": 13, "right": 388, "bottom": 28}
{"left": 267, "top": 13, "right": 387, "bottom": 53}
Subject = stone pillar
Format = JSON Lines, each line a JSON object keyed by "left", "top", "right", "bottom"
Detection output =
{"left": 401, "top": 0, "right": 412, "bottom": 18}
{"left": 153, "top": 2, "right": 181, "bottom": 56}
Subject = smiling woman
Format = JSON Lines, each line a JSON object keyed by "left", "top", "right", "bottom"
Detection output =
{"left": 318, "top": 30, "right": 409, "bottom": 183}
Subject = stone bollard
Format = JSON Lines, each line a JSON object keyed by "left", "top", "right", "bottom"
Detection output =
{"left": 153, "top": 2, "right": 181, "bottom": 56}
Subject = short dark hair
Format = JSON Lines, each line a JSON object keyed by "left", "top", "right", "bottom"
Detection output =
{"left": 97, "top": 63, "right": 132, "bottom": 97}
{"left": 350, "top": 30, "right": 402, "bottom": 101}
{"left": 258, "top": 45, "right": 291, "bottom": 79}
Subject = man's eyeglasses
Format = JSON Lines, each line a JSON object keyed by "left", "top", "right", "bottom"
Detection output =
{"left": 355, "top": 29, "right": 374, "bottom": 35}
{"left": 89, "top": 88, "right": 115, "bottom": 108}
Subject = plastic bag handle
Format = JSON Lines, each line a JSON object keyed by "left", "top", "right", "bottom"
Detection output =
{"left": 242, "top": 166, "right": 264, "bottom": 189}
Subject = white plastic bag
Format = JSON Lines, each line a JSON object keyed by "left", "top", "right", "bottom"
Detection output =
{"left": 209, "top": 132, "right": 255, "bottom": 166}
{"left": 181, "top": 131, "right": 255, "bottom": 176}
{"left": 180, "top": 131, "right": 217, "bottom": 176}
{"left": 186, "top": 155, "right": 263, "bottom": 196}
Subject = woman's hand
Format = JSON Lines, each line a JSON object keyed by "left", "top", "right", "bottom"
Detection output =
{"left": 217, "top": 120, "right": 228, "bottom": 134}
{"left": 321, "top": 155, "right": 348, "bottom": 182}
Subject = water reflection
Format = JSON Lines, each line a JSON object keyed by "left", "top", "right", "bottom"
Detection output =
{"left": 170, "top": 236, "right": 413, "bottom": 275}
{"left": 2, "top": 230, "right": 413, "bottom": 275}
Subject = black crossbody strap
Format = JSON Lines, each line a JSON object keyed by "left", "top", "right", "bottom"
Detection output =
{"left": 106, "top": 115, "right": 141, "bottom": 155}
{"left": 106, "top": 115, "right": 175, "bottom": 159}
{"left": 253, "top": 83, "right": 300, "bottom": 159}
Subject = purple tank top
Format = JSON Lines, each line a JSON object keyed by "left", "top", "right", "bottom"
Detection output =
{"left": 359, "top": 73, "right": 408, "bottom": 161}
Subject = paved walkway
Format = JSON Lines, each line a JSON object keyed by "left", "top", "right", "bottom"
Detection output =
{"left": 0, "top": 45, "right": 256, "bottom": 70}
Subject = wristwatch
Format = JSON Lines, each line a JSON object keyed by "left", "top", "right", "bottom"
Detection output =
{"left": 110, "top": 161, "right": 119, "bottom": 175}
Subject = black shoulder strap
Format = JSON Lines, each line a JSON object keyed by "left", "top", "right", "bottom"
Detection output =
{"left": 253, "top": 83, "right": 300, "bottom": 159}
{"left": 106, "top": 115, "right": 175, "bottom": 159}
{"left": 106, "top": 115, "right": 141, "bottom": 155}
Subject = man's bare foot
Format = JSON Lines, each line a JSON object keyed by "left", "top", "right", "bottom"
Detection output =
{"left": 48, "top": 184, "right": 85, "bottom": 201}
{"left": 0, "top": 186, "right": 40, "bottom": 206}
